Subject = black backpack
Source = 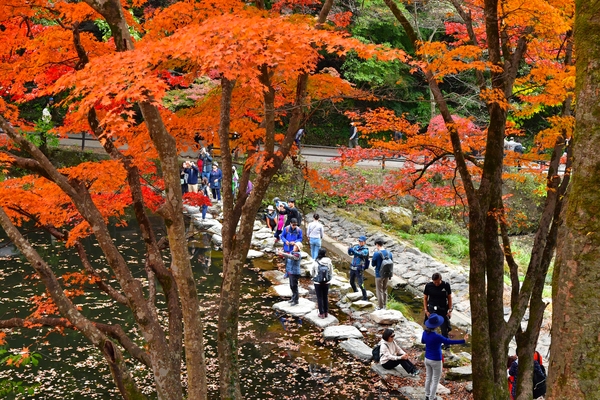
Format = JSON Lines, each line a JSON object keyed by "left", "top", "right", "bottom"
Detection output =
{"left": 533, "top": 363, "right": 547, "bottom": 398}
{"left": 379, "top": 250, "right": 394, "bottom": 278}
{"left": 372, "top": 344, "right": 381, "bottom": 362}
{"left": 362, "top": 253, "right": 370, "bottom": 270}
{"left": 313, "top": 261, "right": 332, "bottom": 284}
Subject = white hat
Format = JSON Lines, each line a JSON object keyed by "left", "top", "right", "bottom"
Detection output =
{"left": 267, "top": 205, "right": 274, "bottom": 211}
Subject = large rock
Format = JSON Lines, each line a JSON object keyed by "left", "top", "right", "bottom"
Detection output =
{"left": 262, "top": 270, "right": 286, "bottom": 285}
{"left": 380, "top": 207, "right": 413, "bottom": 232}
{"left": 445, "top": 365, "right": 472, "bottom": 381}
{"left": 246, "top": 249, "right": 264, "bottom": 259}
{"left": 339, "top": 338, "right": 373, "bottom": 361}
{"left": 269, "top": 284, "right": 308, "bottom": 298}
{"left": 211, "top": 234, "right": 222, "bottom": 246}
{"left": 371, "top": 363, "right": 415, "bottom": 379}
{"left": 303, "top": 310, "right": 339, "bottom": 329}
{"left": 272, "top": 298, "right": 315, "bottom": 316}
{"left": 323, "top": 325, "right": 363, "bottom": 340}
{"left": 369, "top": 309, "right": 406, "bottom": 325}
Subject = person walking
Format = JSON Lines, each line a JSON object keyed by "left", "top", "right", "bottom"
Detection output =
{"left": 347, "top": 235, "right": 369, "bottom": 300}
{"left": 198, "top": 147, "right": 212, "bottom": 180}
{"left": 306, "top": 214, "right": 324, "bottom": 260}
{"left": 378, "top": 328, "right": 420, "bottom": 376}
{"left": 371, "top": 238, "right": 392, "bottom": 310}
{"left": 422, "top": 314, "right": 467, "bottom": 400}
{"left": 232, "top": 166, "right": 239, "bottom": 196}
{"left": 349, "top": 122, "right": 359, "bottom": 148}
{"left": 279, "top": 242, "right": 303, "bottom": 306}
{"left": 209, "top": 163, "right": 223, "bottom": 202}
{"left": 423, "top": 272, "right": 453, "bottom": 339}
{"left": 280, "top": 218, "right": 303, "bottom": 253}
{"left": 180, "top": 162, "right": 189, "bottom": 195}
{"left": 311, "top": 248, "right": 333, "bottom": 318}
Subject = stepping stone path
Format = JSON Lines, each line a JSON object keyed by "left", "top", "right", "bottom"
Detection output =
{"left": 399, "top": 384, "right": 451, "bottom": 399}
{"left": 339, "top": 338, "right": 373, "bottom": 361}
{"left": 272, "top": 298, "right": 316, "bottom": 316}
{"left": 303, "top": 310, "right": 339, "bottom": 328}
{"left": 269, "top": 284, "right": 309, "bottom": 298}
{"left": 323, "top": 325, "right": 364, "bottom": 340}
{"left": 369, "top": 309, "right": 406, "bottom": 325}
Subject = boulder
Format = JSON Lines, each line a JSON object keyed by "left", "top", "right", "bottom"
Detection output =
{"left": 211, "top": 234, "right": 222, "bottom": 246}
{"left": 262, "top": 270, "right": 286, "bottom": 285}
{"left": 247, "top": 250, "right": 265, "bottom": 259}
{"left": 369, "top": 309, "right": 406, "bottom": 325}
{"left": 339, "top": 338, "right": 373, "bottom": 361}
{"left": 303, "top": 310, "right": 339, "bottom": 329}
{"left": 269, "top": 284, "right": 308, "bottom": 298}
{"left": 323, "top": 325, "right": 363, "bottom": 340}
{"left": 272, "top": 298, "right": 315, "bottom": 317}
{"left": 445, "top": 365, "right": 472, "bottom": 381}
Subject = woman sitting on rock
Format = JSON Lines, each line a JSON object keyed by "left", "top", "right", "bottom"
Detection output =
{"left": 379, "top": 328, "right": 420, "bottom": 376}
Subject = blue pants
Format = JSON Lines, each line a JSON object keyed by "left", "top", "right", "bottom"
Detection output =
{"left": 201, "top": 205, "right": 208, "bottom": 219}
{"left": 211, "top": 188, "right": 221, "bottom": 201}
{"left": 309, "top": 237, "right": 321, "bottom": 260}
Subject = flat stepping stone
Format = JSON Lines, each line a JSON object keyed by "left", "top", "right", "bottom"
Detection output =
{"left": 346, "top": 291, "right": 375, "bottom": 301}
{"left": 351, "top": 300, "right": 375, "bottom": 309}
{"left": 269, "top": 284, "right": 308, "bottom": 298}
{"left": 253, "top": 231, "right": 274, "bottom": 240}
{"left": 398, "top": 384, "right": 451, "bottom": 399}
{"left": 339, "top": 338, "right": 373, "bottom": 361}
{"left": 247, "top": 250, "right": 264, "bottom": 259}
{"left": 369, "top": 309, "right": 406, "bottom": 325}
{"left": 273, "top": 298, "right": 315, "bottom": 316}
{"left": 371, "top": 363, "right": 416, "bottom": 379}
{"left": 446, "top": 365, "right": 472, "bottom": 381}
{"left": 262, "top": 270, "right": 286, "bottom": 285}
{"left": 323, "top": 325, "right": 363, "bottom": 340}
{"left": 303, "top": 309, "right": 339, "bottom": 328}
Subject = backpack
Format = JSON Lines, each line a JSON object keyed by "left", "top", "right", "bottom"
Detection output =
{"left": 313, "top": 261, "right": 332, "bottom": 284}
{"left": 372, "top": 344, "right": 381, "bottom": 363}
{"left": 362, "top": 253, "right": 370, "bottom": 270}
{"left": 379, "top": 250, "right": 394, "bottom": 278}
{"left": 533, "top": 362, "right": 547, "bottom": 398}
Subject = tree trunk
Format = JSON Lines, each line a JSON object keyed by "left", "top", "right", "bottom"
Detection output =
{"left": 548, "top": 2, "right": 600, "bottom": 398}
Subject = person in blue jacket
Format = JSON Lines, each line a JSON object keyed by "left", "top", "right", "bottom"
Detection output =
{"left": 209, "top": 163, "right": 223, "bottom": 202}
{"left": 280, "top": 218, "right": 303, "bottom": 253}
{"left": 278, "top": 242, "right": 303, "bottom": 306}
{"left": 421, "top": 314, "right": 468, "bottom": 400}
{"left": 347, "top": 235, "right": 369, "bottom": 300}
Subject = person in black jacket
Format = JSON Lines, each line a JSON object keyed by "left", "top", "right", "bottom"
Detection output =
{"left": 282, "top": 198, "right": 301, "bottom": 227}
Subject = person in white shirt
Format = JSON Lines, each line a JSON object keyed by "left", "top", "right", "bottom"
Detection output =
{"left": 378, "top": 328, "right": 420, "bottom": 376}
{"left": 306, "top": 214, "right": 324, "bottom": 260}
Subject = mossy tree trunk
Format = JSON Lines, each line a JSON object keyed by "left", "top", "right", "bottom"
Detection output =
{"left": 548, "top": 2, "right": 600, "bottom": 398}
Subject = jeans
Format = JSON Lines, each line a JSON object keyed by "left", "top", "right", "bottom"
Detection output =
{"left": 382, "top": 359, "right": 417, "bottom": 374}
{"left": 211, "top": 188, "right": 221, "bottom": 201}
{"left": 314, "top": 283, "right": 329, "bottom": 315}
{"left": 309, "top": 237, "right": 321, "bottom": 260}
{"left": 376, "top": 277, "right": 389, "bottom": 309}
{"left": 289, "top": 274, "right": 300, "bottom": 304}
{"left": 201, "top": 205, "right": 208, "bottom": 219}
{"left": 424, "top": 358, "right": 443, "bottom": 399}
{"left": 349, "top": 269, "right": 367, "bottom": 300}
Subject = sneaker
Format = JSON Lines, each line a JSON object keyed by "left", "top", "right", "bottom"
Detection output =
{"left": 411, "top": 370, "right": 421, "bottom": 376}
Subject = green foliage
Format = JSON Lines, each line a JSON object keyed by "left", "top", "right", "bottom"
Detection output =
{"left": 0, "top": 348, "right": 41, "bottom": 397}
{"left": 342, "top": 54, "right": 407, "bottom": 89}
{"left": 422, "top": 233, "right": 469, "bottom": 260}
{"left": 95, "top": 10, "right": 141, "bottom": 42}
{"left": 386, "top": 293, "right": 413, "bottom": 320}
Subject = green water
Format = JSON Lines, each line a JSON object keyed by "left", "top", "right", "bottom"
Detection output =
{"left": 0, "top": 218, "right": 401, "bottom": 399}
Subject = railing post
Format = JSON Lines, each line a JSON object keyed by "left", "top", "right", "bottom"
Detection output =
{"left": 382, "top": 155, "right": 386, "bottom": 170}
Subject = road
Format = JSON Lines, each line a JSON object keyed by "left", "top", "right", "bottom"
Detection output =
{"left": 59, "top": 135, "right": 406, "bottom": 169}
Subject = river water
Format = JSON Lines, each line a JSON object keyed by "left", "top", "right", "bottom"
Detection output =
{"left": 0, "top": 216, "right": 421, "bottom": 399}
